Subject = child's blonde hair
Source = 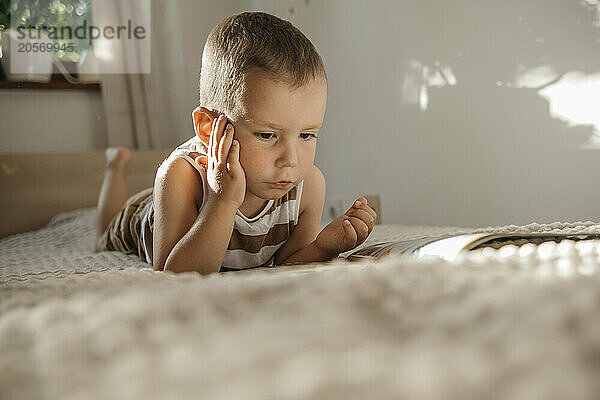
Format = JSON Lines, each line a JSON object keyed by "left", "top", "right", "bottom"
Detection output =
{"left": 199, "top": 12, "right": 327, "bottom": 119}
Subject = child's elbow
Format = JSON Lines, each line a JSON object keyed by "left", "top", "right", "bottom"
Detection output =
{"left": 153, "top": 250, "right": 170, "bottom": 272}
{"left": 161, "top": 260, "right": 181, "bottom": 273}
{"left": 162, "top": 260, "right": 218, "bottom": 275}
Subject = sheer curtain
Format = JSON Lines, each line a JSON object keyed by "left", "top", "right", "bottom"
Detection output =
{"left": 92, "top": 0, "right": 189, "bottom": 149}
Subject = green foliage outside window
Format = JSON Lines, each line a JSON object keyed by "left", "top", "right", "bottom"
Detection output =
{"left": 0, "top": 0, "right": 10, "bottom": 29}
{"left": 0, "top": 0, "right": 93, "bottom": 62}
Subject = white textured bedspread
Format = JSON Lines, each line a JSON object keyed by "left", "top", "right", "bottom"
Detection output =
{"left": 2, "top": 209, "right": 600, "bottom": 399}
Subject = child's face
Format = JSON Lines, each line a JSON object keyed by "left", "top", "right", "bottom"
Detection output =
{"left": 232, "top": 74, "right": 327, "bottom": 201}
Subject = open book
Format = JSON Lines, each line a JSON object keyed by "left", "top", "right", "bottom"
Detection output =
{"left": 345, "top": 232, "right": 600, "bottom": 261}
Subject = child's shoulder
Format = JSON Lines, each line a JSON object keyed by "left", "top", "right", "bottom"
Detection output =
{"left": 303, "top": 164, "right": 325, "bottom": 191}
{"left": 155, "top": 155, "right": 204, "bottom": 210}
{"left": 299, "top": 165, "right": 325, "bottom": 212}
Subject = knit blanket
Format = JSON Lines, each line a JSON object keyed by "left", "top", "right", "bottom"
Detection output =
{"left": 1, "top": 208, "right": 600, "bottom": 399}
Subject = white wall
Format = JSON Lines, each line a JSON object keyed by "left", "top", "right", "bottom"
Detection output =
{"left": 0, "top": 89, "right": 106, "bottom": 152}
{"left": 254, "top": 0, "right": 600, "bottom": 228}
{"left": 3, "top": 1, "right": 600, "bottom": 229}
{"left": 150, "top": 0, "right": 250, "bottom": 147}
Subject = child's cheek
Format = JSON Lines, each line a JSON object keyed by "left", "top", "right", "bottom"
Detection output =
{"left": 238, "top": 143, "right": 266, "bottom": 174}
{"left": 244, "top": 153, "right": 268, "bottom": 173}
{"left": 237, "top": 145, "right": 248, "bottom": 169}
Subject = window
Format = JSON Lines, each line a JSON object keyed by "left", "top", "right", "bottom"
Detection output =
{"left": 0, "top": 0, "right": 100, "bottom": 87}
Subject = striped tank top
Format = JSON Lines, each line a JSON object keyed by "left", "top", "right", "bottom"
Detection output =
{"left": 161, "top": 136, "right": 304, "bottom": 271}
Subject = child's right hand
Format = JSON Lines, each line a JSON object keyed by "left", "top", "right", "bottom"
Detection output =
{"left": 195, "top": 114, "right": 246, "bottom": 210}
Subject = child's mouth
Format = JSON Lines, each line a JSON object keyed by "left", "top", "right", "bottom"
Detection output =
{"left": 271, "top": 181, "right": 292, "bottom": 188}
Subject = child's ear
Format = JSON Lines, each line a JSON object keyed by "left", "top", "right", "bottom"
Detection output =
{"left": 191, "top": 106, "right": 217, "bottom": 147}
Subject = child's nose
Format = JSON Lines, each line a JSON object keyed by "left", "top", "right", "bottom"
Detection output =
{"left": 276, "top": 142, "right": 298, "bottom": 168}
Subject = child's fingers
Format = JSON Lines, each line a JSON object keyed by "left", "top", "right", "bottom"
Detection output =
{"left": 350, "top": 198, "right": 368, "bottom": 211}
{"left": 351, "top": 198, "right": 377, "bottom": 222}
{"left": 351, "top": 197, "right": 368, "bottom": 209}
{"left": 354, "top": 197, "right": 368, "bottom": 207}
{"left": 211, "top": 115, "right": 218, "bottom": 131}
{"left": 347, "top": 216, "right": 369, "bottom": 243}
{"left": 210, "top": 127, "right": 218, "bottom": 161}
{"left": 345, "top": 209, "right": 375, "bottom": 228}
{"left": 195, "top": 155, "right": 208, "bottom": 168}
{"left": 352, "top": 206, "right": 377, "bottom": 226}
{"left": 346, "top": 201, "right": 373, "bottom": 219}
{"left": 227, "top": 140, "right": 240, "bottom": 170}
{"left": 218, "top": 114, "right": 228, "bottom": 143}
{"left": 342, "top": 219, "right": 357, "bottom": 245}
{"left": 208, "top": 121, "right": 215, "bottom": 160}
{"left": 211, "top": 114, "right": 226, "bottom": 161}
{"left": 211, "top": 116, "right": 222, "bottom": 160}
{"left": 217, "top": 124, "right": 234, "bottom": 167}
{"left": 364, "top": 205, "right": 377, "bottom": 221}
{"left": 345, "top": 200, "right": 360, "bottom": 214}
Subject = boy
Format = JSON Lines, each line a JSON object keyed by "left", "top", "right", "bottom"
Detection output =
{"left": 95, "top": 12, "right": 376, "bottom": 274}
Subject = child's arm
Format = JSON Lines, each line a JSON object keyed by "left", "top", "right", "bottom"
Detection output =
{"left": 275, "top": 166, "right": 377, "bottom": 265}
{"left": 153, "top": 159, "right": 238, "bottom": 274}
{"left": 154, "top": 116, "right": 245, "bottom": 274}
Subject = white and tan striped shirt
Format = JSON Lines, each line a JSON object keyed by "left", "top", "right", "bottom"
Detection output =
{"left": 146, "top": 136, "right": 303, "bottom": 271}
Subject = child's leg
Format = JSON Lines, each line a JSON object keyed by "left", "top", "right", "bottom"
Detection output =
{"left": 96, "top": 148, "right": 133, "bottom": 246}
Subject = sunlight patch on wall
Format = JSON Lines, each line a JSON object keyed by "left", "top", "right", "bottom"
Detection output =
{"left": 539, "top": 72, "right": 600, "bottom": 149}
{"left": 582, "top": 0, "right": 600, "bottom": 27}
{"left": 514, "top": 65, "right": 600, "bottom": 149}
{"left": 514, "top": 64, "right": 560, "bottom": 88}
{"left": 402, "top": 59, "right": 457, "bottom": 111}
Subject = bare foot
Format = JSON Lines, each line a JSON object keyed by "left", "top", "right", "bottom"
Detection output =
{"left": 105, "top": 147, "right": 132, "bottom": 171}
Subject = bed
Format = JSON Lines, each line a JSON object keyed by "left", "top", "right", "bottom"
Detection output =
{"left": 1, "top": 151, "right": 600, "bottom": 399}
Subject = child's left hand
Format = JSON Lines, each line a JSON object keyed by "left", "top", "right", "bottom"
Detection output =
{"left": 315, "top": 197, "right": 377, "bottom": 256}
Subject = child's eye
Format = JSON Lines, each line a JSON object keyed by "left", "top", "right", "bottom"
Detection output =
{"left": 299, "top": 133, "right": 318, "bottom": 140}
{"left": 256, "top": 132, "right": 276, "bottom": 140}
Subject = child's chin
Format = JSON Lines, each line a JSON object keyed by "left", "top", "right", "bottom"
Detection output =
{"left": 261, "top": 190, "right": 290, "bottom": 199}
{"left": 253, "top": 188, "right": 293, "bottom": 200}
{"left": 247, "top": 182, "right": 295, "bottom": 200}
